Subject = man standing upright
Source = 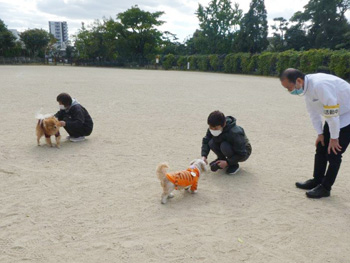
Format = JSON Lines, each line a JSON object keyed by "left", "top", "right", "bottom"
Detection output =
{"left": 280, "top": 68, "right": 350, "bottom": 198}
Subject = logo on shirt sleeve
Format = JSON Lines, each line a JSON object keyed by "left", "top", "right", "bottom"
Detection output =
{"left": 323, "top": 104, "right": 339, "bottom": 118}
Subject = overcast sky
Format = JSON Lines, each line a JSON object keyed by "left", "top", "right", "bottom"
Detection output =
{"left": 0, "top": 0, "right": 318, "bottom": 42}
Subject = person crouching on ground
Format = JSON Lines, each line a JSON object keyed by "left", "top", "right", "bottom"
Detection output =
{"left": 201, "top": 110, "right": 252, "bottom": 174}
{"left": 55, "top": 93, "right": 93, "bottom": 142}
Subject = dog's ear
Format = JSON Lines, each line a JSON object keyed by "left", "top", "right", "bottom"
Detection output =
{"left": 200, "top": 160, "right": 208, "bottom": 172}
{"left": 190, "top": 159, "right": 196, "bottom": 165}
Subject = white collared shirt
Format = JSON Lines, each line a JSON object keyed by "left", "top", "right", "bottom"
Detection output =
{"left": 304, "top": 73, "right": 350, "bottom": 139}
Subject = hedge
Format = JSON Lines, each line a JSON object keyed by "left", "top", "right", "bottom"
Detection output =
{"left": 162, "top": 54, "right": 175, "bottom": 70}
{"left": 158, "top": 49, "right": 350, "bottom": 80}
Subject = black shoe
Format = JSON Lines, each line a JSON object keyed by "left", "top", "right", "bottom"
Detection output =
{"left": 306, "top": 184, "right": 330, "bottom": 199}
{"left": 210, "top": 159, "right": 223, "bottom": 172}
{"left": 295, "top": 179, "right": 319, "bottom": 190}
{"left": 226, "top": 164, "right": 240, "bottom": 175}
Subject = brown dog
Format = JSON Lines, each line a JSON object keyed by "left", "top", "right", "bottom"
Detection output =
{"left": 36, "top": 116, "right": 61, "bottom": 148}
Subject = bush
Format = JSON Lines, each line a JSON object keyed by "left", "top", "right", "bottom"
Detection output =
{"left": 188, "top": 56, "right": 198, "bottom": 70}
{"left": 162, "top": 54, "right": 175, "bottom": 70}
{"left": 329, "top": 51, "right": 350, "bottom": 79}
{"left": 240, "top": 53, "right": 252, "bottom": 74}
{"left": 209, "top": 55, "right": 219, "bottom": 71}
{"left": 258, "top": 52, "right": 278, "bottom": 76}
{"left": 197, "top": 55, "right": 209, "bottom": 71}
{"left": 276, "top": 50, "right": 301, "bottom": 74}
{"left": 247, "top": 54, "right": 259, "bottom": 74}
{"left": 224, "top": 53, "right": 243, "bottom": 73}
{"left": 177, "top": 56, "right": 187, "bottom": 70}
{"left": 299, "top": 49, "right": 332, "bottom": 74}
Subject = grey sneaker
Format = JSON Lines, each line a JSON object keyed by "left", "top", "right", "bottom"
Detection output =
{"left": 70, "top": 136, "right": 85, "bottom": 142}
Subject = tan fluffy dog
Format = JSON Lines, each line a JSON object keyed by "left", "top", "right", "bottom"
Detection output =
{"left": 156, "top": 159, "right": 207, "bottom": 204}
{"left": 36, "top": 115, "right": 61, "bottom": 148}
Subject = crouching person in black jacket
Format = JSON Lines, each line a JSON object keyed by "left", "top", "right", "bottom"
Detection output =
{"left": 201, "top": 111, "right": 252, "bottom": 175}
{"left": 55, "top": 93, "right": 93, "bottom": 142}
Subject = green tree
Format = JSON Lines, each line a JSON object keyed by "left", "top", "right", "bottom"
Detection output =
{"left": 233, "top": 0, "right": 269, "bottom": 53}
{"left": 193, "top": 0, "right": 242, "bottom": 54}
{"left": 269, "top": 17, "right": 289, "bottom": 51}
{"left": 74, "top": 22, "right": 92, "bottom": 59}
{"left": 293, "top": 0, "right": 350, "bottom": 49}
{"left": 0, "top": 20, "right": 16, "bottom": 56}
{"left": 116, "top": 5, "right": 165, "bottom": 64}
{"left": 284, "top": 24, "right": 309, "bottom": 51}
{"left": 20, "top": 29, "right": 51, "bottom": 57}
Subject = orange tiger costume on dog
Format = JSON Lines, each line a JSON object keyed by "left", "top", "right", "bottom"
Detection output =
{"left": 166, "top": 167, "right": 200, "bottom": 191}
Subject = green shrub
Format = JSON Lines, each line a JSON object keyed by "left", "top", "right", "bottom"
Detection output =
{"left": 177, "top": 56, "right": 187, "bottom": 70}
{"left": 247, "top": 54, "right": 259, "bottom": 74}
{"left": 224, "top": 53, "right": 243, "bottom": 73}
{"left": 329, "top": 51, "right": 350, "bottom": 79}
{"left": 240, "top": 53, "right": 252, "bottom": 74}
{"left": 197, "top": 55, "right": 209, "bottom": 71}
{"left": 162, "top": 54, "right": 175, "bottom": 70}
{"left": 299, "top": 49, "right": 332, "bottom": 74}
{"left": 258, "top": 52, "right": 278, "bottom": 76}
{"left": 165, "top": 49, "right": 350, "bottom": 80}
{"left": 276, "top": 50, "right": 301, "bottom": 74}
{"left": 188, "top": 56, "right": 198, "bottom": 70}
{"left": 209, "top": 55, "right": 219, "bottom": 71}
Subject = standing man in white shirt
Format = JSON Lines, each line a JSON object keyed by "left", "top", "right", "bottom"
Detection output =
{"left": 280, "top": 68, "right": 350, "bottom": 198}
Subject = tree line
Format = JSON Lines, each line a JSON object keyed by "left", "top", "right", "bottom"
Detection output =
{"left": 1, "top": 0, "right": 350, "bottom": 65}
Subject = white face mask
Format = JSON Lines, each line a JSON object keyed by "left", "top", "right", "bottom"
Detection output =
{"left": 59, "top": 105, "right": 66, "bottom": 110}
{"left": 210, "top": 129, "right": 222, "bottom": 137}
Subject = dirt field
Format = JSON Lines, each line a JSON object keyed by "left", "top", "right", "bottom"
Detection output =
{"left": 0, "top": 65, "right": 349, "bottom": 262}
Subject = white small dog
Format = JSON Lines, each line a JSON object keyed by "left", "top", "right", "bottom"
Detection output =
{"left": 156, "top": 159, "right": 208, "bottom": 204}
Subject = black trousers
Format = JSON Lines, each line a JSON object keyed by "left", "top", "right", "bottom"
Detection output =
{"left": 209, "top": 139, "right": 252, "bottom": 166}
{"left": 313, "top": 122, "right": 350, "bottom": 190}
{"left": 64, "top": 125, "right": 92, "bottom": 138}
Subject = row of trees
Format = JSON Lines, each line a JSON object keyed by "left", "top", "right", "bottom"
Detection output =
{"left": 0, "top": 20, "right": 69, "bottom": 59}
{"left": 1, "top": 0, "right": 350, "bottom": 65}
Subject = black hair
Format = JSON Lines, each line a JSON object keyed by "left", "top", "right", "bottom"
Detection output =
{"left": 207, "top": 110, "right": 226, "bottom": 127}
{"left": 279, "top": 68, "right": 305, "bottom": 84}
{"left": 56, "top": 93, "right": 72, "bottom": 107}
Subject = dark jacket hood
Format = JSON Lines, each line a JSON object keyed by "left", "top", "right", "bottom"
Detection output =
{"left": 222, "top": 116, "right": 236, "bottom": 133}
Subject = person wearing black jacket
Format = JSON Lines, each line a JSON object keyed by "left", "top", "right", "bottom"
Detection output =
{"left": 55, "top": 93, "right": 93, "bottom": 142}
{"left": 201, "top": 111, "right": 252, "bottom": 174}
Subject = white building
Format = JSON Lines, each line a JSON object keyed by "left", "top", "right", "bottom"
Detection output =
{"left": 49, "top": 21, "right": 68, "bottom": 49}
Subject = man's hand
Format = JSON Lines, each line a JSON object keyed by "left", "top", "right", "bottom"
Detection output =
{"left": 216, "top": 160, "right": 228, "bottom": 169}
{"left": 202, "top": 156, "right": 208, "bottom": 165}
{"left": 315, "top": 134, "right": 325, "bottom": 147}
{"left": 328, "top": 138, "right": 342, "bottom": 155}
{"left": 59, "top": 121, "right": 66, "bottom": 127}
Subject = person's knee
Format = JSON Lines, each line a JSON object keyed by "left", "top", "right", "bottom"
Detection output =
{"left": 316, "top": 143, "right": 327, "bottom": 155}
{"left": 327, "top": 154, "right": 342, "bottom": 165}
{"left": 220, "top": 141, "right": 233, "bottom": 157}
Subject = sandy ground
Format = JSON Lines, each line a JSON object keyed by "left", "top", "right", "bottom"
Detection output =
{"left": 0, "top": 65, "right": 349, "bottom": 263}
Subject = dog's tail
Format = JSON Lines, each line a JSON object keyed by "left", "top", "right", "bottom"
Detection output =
{"left": 35, "top": 108, "right": 53, "bottom": 120}
{"left": 156, "top": 163, "right": 169, "bottom": 181}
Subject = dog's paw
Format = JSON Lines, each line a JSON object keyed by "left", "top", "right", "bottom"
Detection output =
{"left": 56, "top": 145, "right": 60, "bottom": 149}
{"left": 161, "top": 198, "right": 168, "bottom": 204}
{"left": 187, "top": 189, "right": 197, "bottom": 194}
{"left": 168, "top": 193, "right": 174, "bottom": 199}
